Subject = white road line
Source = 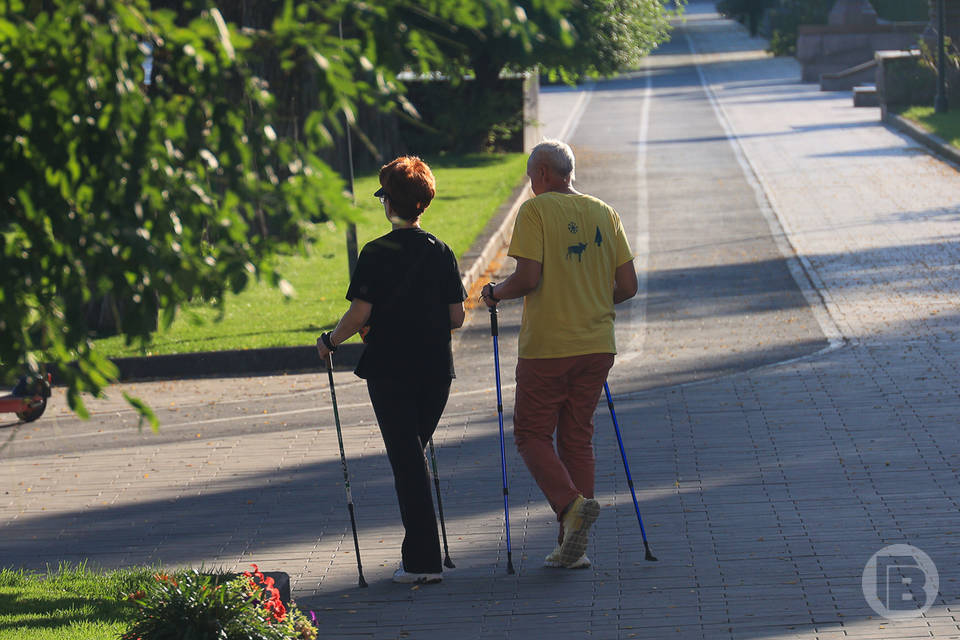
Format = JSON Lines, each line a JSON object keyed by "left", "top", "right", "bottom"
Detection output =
{"left": 556, "top": 83, "right": 594, "bottom": 142}
{"left": 618, "top": 69, "right": 652, "bottom": 366}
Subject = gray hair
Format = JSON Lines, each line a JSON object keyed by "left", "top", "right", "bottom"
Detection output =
{"left": 529, "top": 139, "right": 575, "bottom": 181}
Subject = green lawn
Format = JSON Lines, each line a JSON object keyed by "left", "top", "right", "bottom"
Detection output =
{"left": 901, "top": 106, "right": 960, "bottom": 149}
{"left": 0, "top": 565, "right": 149, "bottom": 640}
{"left": 94, "top": 153, "right": 526, "bottom": 357}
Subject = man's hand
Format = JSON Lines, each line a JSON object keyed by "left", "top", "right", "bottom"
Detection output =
{"left": 480, "top": 282, "right": 499, "bottom": 308}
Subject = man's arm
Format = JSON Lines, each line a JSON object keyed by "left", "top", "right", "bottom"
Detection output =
{"left": 482, "top": 257, "right": 542, "bottom": 307}
{"left": 613, "top": 260, "right": 639, "bottom": 304}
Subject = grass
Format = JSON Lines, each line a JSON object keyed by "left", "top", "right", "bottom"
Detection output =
{"left": 94, "top": 152, "right": 526, "bottom": 357}
{"left": 901, "top": 106, "right": 960, "bottom": 149}
{"left": 0, "top": 564, "right": 151, "bottom": 640}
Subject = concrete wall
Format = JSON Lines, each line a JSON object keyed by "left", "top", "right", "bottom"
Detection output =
{"left": 797, "top": 22, "right": 927, "bottom": 82}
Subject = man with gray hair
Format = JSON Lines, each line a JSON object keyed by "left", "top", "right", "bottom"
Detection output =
{"left": 481, "top": 139, "right": 638, "bottom": 569}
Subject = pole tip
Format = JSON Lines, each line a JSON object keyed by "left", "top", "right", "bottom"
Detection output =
{"left": 444, "top": 557, "right": 456, "bottom": 569}
{"left": 358, "top": 575, "right": 369, "bottom": 588}
{"left": 645, "top": 551, "right": 658, "bottom": 562}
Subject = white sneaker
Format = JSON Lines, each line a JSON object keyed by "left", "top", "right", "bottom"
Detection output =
{"left": 392, "top": 567, "right": 442, "bottom": 584}
{"left": 544, "top": 545, "right": 591, "bottom": 569}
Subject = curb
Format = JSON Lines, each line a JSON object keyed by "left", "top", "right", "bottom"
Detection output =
{"left": 882, "top": 108, "right": 960, "bottom": 169}
{"left": 111, "top": 180, "right": 531, "bottom": 380}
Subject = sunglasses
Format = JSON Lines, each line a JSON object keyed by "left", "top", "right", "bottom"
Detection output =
{"left": 374, "top": 187, "right": 389, "bottom": 205}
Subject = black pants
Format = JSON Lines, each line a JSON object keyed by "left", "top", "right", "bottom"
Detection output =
{"left": 367, "top": 376, "right": 451, "bottom": 574}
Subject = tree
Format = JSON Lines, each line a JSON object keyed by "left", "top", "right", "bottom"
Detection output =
{"left": 1, "top": 0, "right": 680, "bottom": 423}
{"left": 347, "top": 0, "right": 682, "bottom": 150}
{"left": 0, "top": 0, "right": 359, "bottom": 425}
{"left": 717, "top": 0, "right": 775, "bottom": 36}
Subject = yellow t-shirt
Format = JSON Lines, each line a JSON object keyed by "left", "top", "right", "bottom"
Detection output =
{"left": 508, "top": 192, "right": 634, "bottom": 359}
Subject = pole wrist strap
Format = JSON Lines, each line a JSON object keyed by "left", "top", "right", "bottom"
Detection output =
{"left": 321, "top": 331, "right": 337, "bottom": 352}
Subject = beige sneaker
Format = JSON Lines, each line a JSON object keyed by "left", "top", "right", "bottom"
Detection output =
{"left": 544, "top": 545, "right": 591, "bottom": 569}
{"left": 558, "top": 495, "right": 600, "bottom": 568}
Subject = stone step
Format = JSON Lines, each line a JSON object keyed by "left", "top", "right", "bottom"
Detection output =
{"left": 853, "top": 83, "right": 880, "bottom": 107}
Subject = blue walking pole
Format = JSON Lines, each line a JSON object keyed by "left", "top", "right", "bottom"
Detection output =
{"left": 603, "top": 381, "right": 657, "bottom": 561}
{"left": 489, "top": 307, "right": 516, "bottom": 574}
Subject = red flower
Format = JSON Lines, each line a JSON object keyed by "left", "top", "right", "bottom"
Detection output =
{"left": 263, "top": 595, "right": 286, "bottom": 623}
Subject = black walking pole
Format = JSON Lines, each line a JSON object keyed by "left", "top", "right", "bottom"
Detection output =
{"left": 603, "top": 381, "right": 657, "bottom": 561}
{"left": 427, "top": 438, "right": 456, "bottom": 568}
{"left": 489, "top": 306, "right": 516, "bottom": 574}
{"left": 325, "top": 354, "right": 369, "bottom": 586}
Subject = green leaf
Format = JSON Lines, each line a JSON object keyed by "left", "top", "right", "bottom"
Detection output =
{"left": 0, "top": 18, "right": 18, "bottom": 41}
{"left": 123, "top": 392, "right": 159, "bottom": 433}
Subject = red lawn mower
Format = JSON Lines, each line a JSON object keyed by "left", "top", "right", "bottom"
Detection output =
{"left": 0, "top": 374, "right": 52, "bottom": 423}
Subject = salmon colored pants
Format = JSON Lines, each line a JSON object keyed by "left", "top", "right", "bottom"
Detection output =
{"left": 513, "top": 353, "right": 615, "bottom": 518}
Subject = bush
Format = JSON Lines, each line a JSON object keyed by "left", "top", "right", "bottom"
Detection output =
{"left": 716, "top": 0, "right": 775, "bottom": 36}
{"left": 399, "top": 77, "right": 526, "bottom": 155}
{"left": 766, "top": 0, "right": 833, "bottom": 56}
{"left": 885, "top": 44, "right": 960, "bottom": 110}
{"left": 872, "top": 0, "right": 928, "bottom": 22}
{"left": 122, "top": 566, "right": 317, "bottom": 640}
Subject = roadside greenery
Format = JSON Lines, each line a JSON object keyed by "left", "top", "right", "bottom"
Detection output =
{"left": 0, "top": 564, "right": 149, "bottom": 640}
{"left": 94, "top": 153, "right": 526, "bottom": 357}
{"left": 0, "top": 564, "right": 318, "bottom": 640}
{"left": 901, "top": 106, "right": 960, "bottom": 148}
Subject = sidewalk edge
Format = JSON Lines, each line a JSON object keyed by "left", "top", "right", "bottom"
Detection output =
{"left": 882, "top": 109, "right": 960, "bottom": 170}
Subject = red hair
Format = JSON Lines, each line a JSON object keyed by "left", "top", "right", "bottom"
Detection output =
{"left": 378, "top": 156, "right": 436, "bottom": 221}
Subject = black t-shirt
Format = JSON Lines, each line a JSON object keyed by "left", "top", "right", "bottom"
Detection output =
{"left": 346, "top": 228, "right": 467, "bottom": 379}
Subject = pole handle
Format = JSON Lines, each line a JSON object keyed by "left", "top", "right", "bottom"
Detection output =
{"left": 488, "top": 306, "right": 499, "bottom": 336}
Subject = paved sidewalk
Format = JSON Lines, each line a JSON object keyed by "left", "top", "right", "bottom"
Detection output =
{"left": 3, "top": 4, "right": 960, "bottom": 639}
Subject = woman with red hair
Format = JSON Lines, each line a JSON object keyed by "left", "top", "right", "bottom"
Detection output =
{"left": 317, "top": 156, "right": 466, "bottom": 585}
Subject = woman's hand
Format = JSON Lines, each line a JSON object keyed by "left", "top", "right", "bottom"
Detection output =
{"left": 316, "top": 332, "right": 335, "bottom": 364}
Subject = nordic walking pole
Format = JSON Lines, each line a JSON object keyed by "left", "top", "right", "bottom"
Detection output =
{"left": 603, "top": 380, "right": 657, "bottom": 561}
{"left": 489, "top": 306, "right": 515, "bottom": 574}
{"left": 427, "top": 438, "right": 455, "bottom": 568}
{"left": 325, "top": 354, "right": 369, "bottom": 587}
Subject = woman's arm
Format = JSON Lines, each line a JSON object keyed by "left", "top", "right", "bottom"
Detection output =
{"left": 316, "top": 298, "right": 373, "bottom": 359}
{"left": 449, "top": 302, "right": 465, "bottom": 329}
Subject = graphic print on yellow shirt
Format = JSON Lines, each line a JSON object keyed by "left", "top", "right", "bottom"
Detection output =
{"left": 507, "top": 192, "right": 634, "bottom": 359}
